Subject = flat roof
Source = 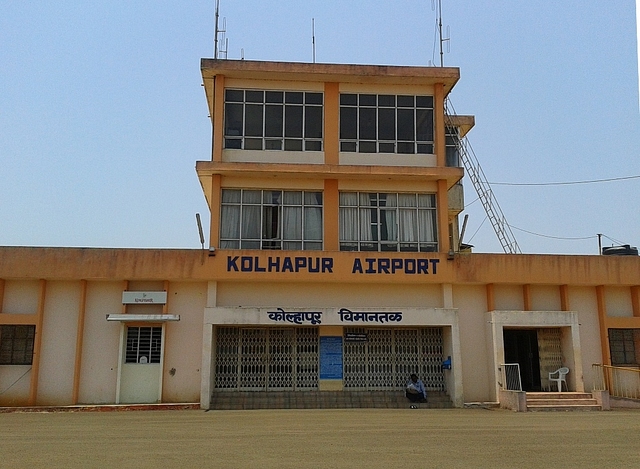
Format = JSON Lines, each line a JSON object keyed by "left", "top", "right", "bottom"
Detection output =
{"left": 201, "top": 59, "right": 460, "bottom": 92}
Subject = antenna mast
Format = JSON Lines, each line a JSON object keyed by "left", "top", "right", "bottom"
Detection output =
{"left": 435, "top": 0, "right": 450, "bottom": 66}
{"left": 312, "top": 18, "right": 316, "bottom": 63}
{"left": 214, "top": 0, "right": 227, "bottom": 59}
{"left": 214, "top": 0, "right": 220, "bottom": 59}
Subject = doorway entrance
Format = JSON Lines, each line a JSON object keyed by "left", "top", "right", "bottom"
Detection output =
{"left": 214, "top": 327, "right": 319, "bottom": 391}
{"left": 503, "top": 329, "right": 542, "bottom": 391}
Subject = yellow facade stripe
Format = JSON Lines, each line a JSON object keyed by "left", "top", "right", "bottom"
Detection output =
{"left": 434, "top": 83, "right": 445, "bottom": 168}
{"left": 0, "top": 313, "right": 38, "bottom": 325}
{"left": 324, "top": 82, "right": 339, "bottom": 166}
{"left": 560, "top": 284, "right": 570, "bottom": 311}
{"left": 523, "top": 284, "right": 531, "bottom": 311}
{"left": 212, "top": 75, "right": 225, "bottom": 163}
{"left": 631, "top": 286, "right": 640, "bottom": 318}
{"left": 28, "top": 279, "right": 46, "bottom": 405}
{"left": 161, "top": 280, "right": 170, "bottom": 402}
{"left": 605, "top": 316, "right": 640, "bottom": 328}
{"left": 486, "top": 283, "right": 495, "bottom": 312}
{"left": 210, "top": 174, "right": 222, "bottom": 249}
{"left": 596, "top": 285, "right": 609, "bottom": 365}
{"left": 72, "top": 279, "right": 88, "bottom": 405}
{"left": 122, "top": 280, "right": 128, "bottom": 314}
{"left": 1, "top": 247, "right": 638, "bottom": 286}
{"left": 323, "top": 179, "right": 339, "bottom": 251}
{"left": 437, "top": 179, "right": 449, "bottom": 253}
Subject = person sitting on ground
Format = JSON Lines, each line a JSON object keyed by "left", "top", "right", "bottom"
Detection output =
{"left": 406, "top": 373, "right": 427, "bottom": 403}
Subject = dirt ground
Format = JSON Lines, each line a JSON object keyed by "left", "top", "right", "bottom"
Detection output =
{"left": 1, "top": 408, "right": 639, "bottom": 468}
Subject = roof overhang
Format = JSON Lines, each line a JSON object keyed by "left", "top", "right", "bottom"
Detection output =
{"left": 106, "top": 314, "right": 180, "bottom": 322}
{"left": 447, "top": 115, "right": 475, "bottom": 138}
{"left": 201, "top": 59, "right": 461, "bottom": 102}
{"left": 196, "top": 161, "right": 464, "bottom": 209}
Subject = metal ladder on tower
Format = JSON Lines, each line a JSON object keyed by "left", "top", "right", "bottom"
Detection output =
{"left": 446, "top": 100, "right": 521, "bottom": 254}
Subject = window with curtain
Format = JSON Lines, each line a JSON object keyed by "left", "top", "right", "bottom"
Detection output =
{"left": 224, "top": 89, "right": 323, "bottom": 151}
{"left": 339, "top": 93, "right": 434, "bottom": 154}
{"left": 339, "top": 192, "right": 437, "bottom": 252}
{"left": 221, "top": 189, "right": 323, "bottom": 250}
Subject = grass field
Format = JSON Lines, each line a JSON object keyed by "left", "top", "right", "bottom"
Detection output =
{"left": 1, "top": 408, "right": 639, "bottom": 468}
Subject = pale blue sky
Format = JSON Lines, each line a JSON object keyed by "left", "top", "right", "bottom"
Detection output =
{"left": 1, "top": 1, "right": 638, "bottom": 254}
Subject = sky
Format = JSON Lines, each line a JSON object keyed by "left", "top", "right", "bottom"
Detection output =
{"left": 1, "top": 1, "right": 639, "bottom": 255}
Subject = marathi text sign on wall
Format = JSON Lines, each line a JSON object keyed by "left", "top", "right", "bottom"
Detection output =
{"left": 205, "top": 307, "right": 458, "bottom": 328}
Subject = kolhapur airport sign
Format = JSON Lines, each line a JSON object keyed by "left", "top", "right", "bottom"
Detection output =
{"left": 225, "top": 255, "right": 440, "bottom": 275}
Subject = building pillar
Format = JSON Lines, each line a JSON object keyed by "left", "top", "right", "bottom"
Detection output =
{"left": 434, "top": 83, "right": 446, "bottom": 167}
{"left": 596, "top": 285, "right": 609, "bottom": 365}
{"left": 324, "top": 82, "right": 339, "bottom": 166}
{"left": 437, "top": 179, "right": 449, "bottom": 253}
{"left": 560, "top": 284, "right": 570, "bottom": 311}
{"left": 631, "top": 286, "right": 640, "bottom": 317}
{"left": 209, "top": 174, "right": 222, "bottom": 249}
{"left": 72, "top": 279, "right": 88, "bottom": 405}
{"left": 486, "top": 283, "right": 495, "bottom": 312}
{"left": 523, "top": 284, "right": 531, "bottom": 311}
{"left": 212, "top": 75, "right": 225, "bottom": 162}
{"left": 201, "top": 281, "right": 218, "bottom": 410}
{"left": 324, "top": 179, "right": 339, "bottom": 251}
{"left": 28, "top": 279, "right": 46, "bottom": 405}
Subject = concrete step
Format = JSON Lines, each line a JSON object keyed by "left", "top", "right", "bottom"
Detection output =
{"left": 210, "top": 390, "right": 452, "bottom": 410}
{"left": 527, "top": 398, "right": 598, "bottom": 406}
{"left": 527, "top": 404, "right": 601, "bottom": 411}
{"left": 526, "top": 392, "right": 601, "bottom": 411}
{"left": 527, "top": 392, "right": 593, "bottom": 400}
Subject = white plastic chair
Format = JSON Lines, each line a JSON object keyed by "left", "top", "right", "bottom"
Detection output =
{"left": 548, "top": 367, "right": 569, "bottom": 392}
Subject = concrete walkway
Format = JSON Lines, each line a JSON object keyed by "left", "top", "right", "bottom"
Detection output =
{"left": 1, "top": 408, "right": 639, "bottom": 468}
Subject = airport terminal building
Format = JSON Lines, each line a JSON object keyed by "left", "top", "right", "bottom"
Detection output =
{"left": 1, "top": 60, "right": 638, "bottom": 409}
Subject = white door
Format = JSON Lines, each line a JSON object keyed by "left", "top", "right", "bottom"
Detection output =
{"left": 118, "top": 325, "right": 164, "bottom": 404}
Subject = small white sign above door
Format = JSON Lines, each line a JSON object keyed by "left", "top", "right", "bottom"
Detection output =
{"left": 122, "top": 291, "right": 167, "bottom": 305}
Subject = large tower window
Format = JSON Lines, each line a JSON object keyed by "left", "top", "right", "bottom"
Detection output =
{"left": 224, "top": 90, "right": 323, "bottom": 151}
{"left": 221, "top": 189, "right": 323, "bottom": 250}
{"left": 339, "top": 94, "right": 434, "bottom": 154}
{"left": 339, "top": 192, "right": 437, "bottom": 252}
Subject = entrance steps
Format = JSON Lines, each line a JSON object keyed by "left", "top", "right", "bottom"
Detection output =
{"left": 209, "top": 390, "right": 452, "bottom": 410}
{"left": 526, "top": 392, "right": 601, "bottom": 411}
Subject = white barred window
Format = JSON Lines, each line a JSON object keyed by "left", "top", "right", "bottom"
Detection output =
{"left": 125, "top": 326, "right": 162, "bottom": 364}
{"left": 0, "top": 325, "right": 35, "bottom": 365}
{"left": 339, "top": 192, "right": 437, "bottom": 252}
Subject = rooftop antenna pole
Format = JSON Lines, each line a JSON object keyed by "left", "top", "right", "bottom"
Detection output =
{"left": 214, "top": 0, "right": 220, "bottom": 59}
{"left": 214, "top": 1, "right": 227, "bottom": 59}
{"left": 312, "top": 18, "right": 316, "bottom": 63}
{"left": 436, "top": 0, "right": 450, "bottom": 66}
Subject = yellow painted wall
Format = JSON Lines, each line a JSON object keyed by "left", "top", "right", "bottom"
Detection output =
{"left": 452, "top": 284, "right": 492, "bottom": 402}
{"left": 162, "top": 281, "right": 206, "bottom": 403}
{"left": 493, "top": 284, "right": 524, "bottom": 311}
{"left": 568, "top": 287, "right": 601, "bottom": 389}
{"left": 605, "top": 286, "right": 633, "bottom": 317}
{"left": 2, "top": 279, "right": 40, "bottom": 314}
{"left": 530, "top": 285, "right": 562, "bottom": 311}
{"left": 0, "top": 366, "right": 31, "bottom": 406}
{"left": 38, "top": 281, "right": 81, "bottom": 405}
{"left": 77, "top": 281, "right": 122, "bottom": 404}
{"left": 216, "top": 281, "right": 443, "bottom": 308}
